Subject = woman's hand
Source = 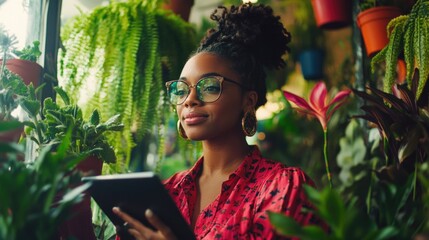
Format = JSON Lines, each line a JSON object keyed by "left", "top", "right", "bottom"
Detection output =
{"left": 112, "top": 207, "right": 178, "bottom": 240}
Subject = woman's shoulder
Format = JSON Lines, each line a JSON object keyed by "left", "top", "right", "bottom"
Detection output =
{"left": 255, "top": 157, "right": 315, "bottom": 187}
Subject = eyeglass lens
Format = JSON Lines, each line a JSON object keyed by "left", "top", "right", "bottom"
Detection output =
{"left": 168, "top": 77, "right": 222, "bottom": 105}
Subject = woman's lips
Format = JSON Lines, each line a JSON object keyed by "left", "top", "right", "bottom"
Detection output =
{"left": 183, "top": 112, "right": 208, "bottom": 125}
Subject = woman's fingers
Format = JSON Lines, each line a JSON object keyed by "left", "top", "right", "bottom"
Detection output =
{"left": 112, "top": 207, "right": 155, "bottom": 238}
{"left": 145, "top": 209, "right": 177, "bottom": 240}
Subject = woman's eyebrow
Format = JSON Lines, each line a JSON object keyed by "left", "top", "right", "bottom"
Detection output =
{"left": 178, "top": 72, "right": 222, "bottom": 81}
{"left": 200, "top": 72, "right": 222, "bottom": 78}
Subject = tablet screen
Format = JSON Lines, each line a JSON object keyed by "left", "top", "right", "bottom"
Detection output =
{"left": 82, "top": 172, "right": 195, "bottom": 240}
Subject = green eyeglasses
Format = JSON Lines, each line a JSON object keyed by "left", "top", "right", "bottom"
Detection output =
{"left": 165, "top": 75, "right": 247, "bottom": 105}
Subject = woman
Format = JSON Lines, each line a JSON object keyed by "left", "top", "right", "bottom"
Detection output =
{"left": 114, "top": 3, "right": 320, "bottom": 239}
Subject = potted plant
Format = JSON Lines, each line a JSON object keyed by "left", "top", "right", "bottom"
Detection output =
{"left": 58, "top": 0, "right": 197, "bottom": 169}
{"left": 22, "top": 86, "right": 124, "bottom": 171}
{"left": 0, "top": 26, "right": 40, "bottom": 142}
{"left": 357, "top": 0, "right": 403, "bottom": 57}
{"left": 0, "top": 25, "right": 43, "bottom": 86}
{"left": 20, "top": 85, "right": 124, "bottom": 240}
{"left": 288, "top": 0, "right": 326, "bottom": 80}
{"left": 0, "top": 120, "right": 92, "bottom": 240}
{"left": 372, "top": 0, "right": 428, "bottom": 100}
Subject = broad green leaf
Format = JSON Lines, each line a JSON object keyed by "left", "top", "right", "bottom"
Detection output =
{"left": 89, "top": 109, "right": 100, "bottom": 125}
{"left": 54, "top": 86, "right": 70, "bottom": 105}
{"left": 0, "top": 120, "right": 22, "bottom": 132}
{"left": 268, "top": 211, "right": 302, "bottom": 237}
{"left": 20, "top": 99, "right": 40, "bottom": 117}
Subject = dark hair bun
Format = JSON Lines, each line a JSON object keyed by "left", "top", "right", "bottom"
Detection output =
{"left": 203, "top": 3, "right": 291, "bottom": 70}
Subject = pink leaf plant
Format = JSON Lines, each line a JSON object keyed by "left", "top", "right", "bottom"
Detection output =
{"left": 283, "top": 81, "right": 351, "bottom": 187}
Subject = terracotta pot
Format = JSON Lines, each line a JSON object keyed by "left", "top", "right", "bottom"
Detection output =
{"left": 0, "top": 126, "right": 23, "bottom": 143}
{"left": 162, "top": 0, "right": 194, "bottom": 22}
{"left": 311, "top": 0, "right": 352, "bottom": 29}
{"left": 76, "top": 155, "right": 103, "bottom": 176}
{"left": 357, "top": 6, "right": 402, "bottom": 57}
{"left": 0, "top": 59, "right": 43, "bottom": 86}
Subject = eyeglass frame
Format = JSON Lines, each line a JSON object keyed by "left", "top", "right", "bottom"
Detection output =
{"left": 165, "top": 74, "right": 249, "bottom": 105}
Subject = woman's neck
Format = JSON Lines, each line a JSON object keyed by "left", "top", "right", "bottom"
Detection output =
{"left": 200, "top": 136, "right": 252, "bottom": 177}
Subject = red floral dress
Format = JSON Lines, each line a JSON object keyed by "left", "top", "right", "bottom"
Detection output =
{"left": 163, "top": 146, "right": 320, "bottom": 239}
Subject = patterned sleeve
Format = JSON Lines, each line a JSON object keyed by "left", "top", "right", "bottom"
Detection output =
{"left": 249, "top": 168, "right": 320, "bottom": 239}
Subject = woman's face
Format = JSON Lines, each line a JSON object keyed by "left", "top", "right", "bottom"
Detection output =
{"left": 175, "top": 52, "right": 256, "bottom": 141}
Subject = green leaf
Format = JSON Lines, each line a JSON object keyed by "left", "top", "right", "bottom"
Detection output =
{"left": 268, "top": 211, "right": 302, "bottom": 237}
{"left": 89, "top": 109, "right": 100, "bottom": 125}
{"left": 318, "top": 188, "right": 345, "bottom": 231}
{"left": 0, "top": 120, "right": 22, "bottom": 132}
{"left": 20, "top": 99, "right": 41, "bottom": 117}
{"left": 60, "top": 182, "right": 91, "bottom": 203}
{"left": 0, "top": 142, "right": 24, "bottom": 153}
{"left": 54, "top": 86, "right": 70, "bottom": 105}
{"left": 97, "top": 142, "right": 116, "bottom": 163}
{"left": 373, "top": 226, "right": 399, "bottom": 240}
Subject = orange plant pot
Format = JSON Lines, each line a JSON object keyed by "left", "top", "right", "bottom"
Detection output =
{"left": 0, "top": 59, "right": 43, "bottom": 86}
{"left": 311, "top": 0, "right": 352, "bottom": 29}
{"left": 357, "top": 6, "right": 402, "bottom": 57}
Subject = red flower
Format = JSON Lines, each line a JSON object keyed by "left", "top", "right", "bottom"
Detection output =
{"left": 283, "top": 82, "right": 351, "bottom": 131}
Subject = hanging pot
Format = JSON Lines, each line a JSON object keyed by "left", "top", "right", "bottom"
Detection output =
{"left": 357, "top": 6, "right": 402, "bottom": 57}
{"left": 162, "top": 0, "right": 195, "bottom": 22}
{"left": 0, "top": 59, "right": 43, "bottom": 86}
{"left": 311, "top": 0, "right": 352, "bottom": 29}
{"left": 299, "top": 48, "right": 324, "bottom": 80}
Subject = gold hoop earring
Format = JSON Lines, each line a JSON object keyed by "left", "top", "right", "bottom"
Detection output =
{"left": 242, "top": 109, "right": 257, "bottom": 137}
{"left": 177, "top": 120, "right": 188, "bottom": 139}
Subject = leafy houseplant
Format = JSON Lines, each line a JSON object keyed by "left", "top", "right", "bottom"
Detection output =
{"left": 22, "top": 86, "right": 124, "bottom": 165}
{"left": 0, "top": 121, "right": 91, "bottom": 240}
{"left": 371, "top": 0, "right": 429, "bottom": 99}
{"left": 353, "top": 69, "right": 429, "bottom": 179}
{"left": 20, "top": 86, "right": 124, "bottom": 239}
{"left": 59, "top": 0, "right": 197, "bottom": 169}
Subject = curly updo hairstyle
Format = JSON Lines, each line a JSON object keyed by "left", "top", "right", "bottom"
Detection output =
{"left": 196, "top": 3, "right": 291, "bottom": 109}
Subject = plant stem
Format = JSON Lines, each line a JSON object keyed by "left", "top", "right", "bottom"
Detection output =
{"left": 324, "top": 129, "right": 333, "bottom": 188}
{"left": 413, "top": 163, "right": 417, "bottom": 201}
{"left": 0, "top": 50, "right": 7, "bottom": 88}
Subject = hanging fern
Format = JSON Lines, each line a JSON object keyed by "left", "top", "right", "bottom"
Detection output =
{"left": 59, "top": 0, "right": 197, "bottom": 171}
{"left": 372, "top": 0, "right": 429, "bottom": 99}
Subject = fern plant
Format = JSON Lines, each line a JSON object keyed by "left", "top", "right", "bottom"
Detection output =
{"left": 372, "top": 0, "right": 429, "bottom": 99}
{"left": 59, "top": 0, "right": 197, "bottom": 170}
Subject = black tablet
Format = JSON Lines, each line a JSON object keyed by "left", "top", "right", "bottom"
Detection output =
{"left": 82, "top": 172, "right": 195, "bottom": 240}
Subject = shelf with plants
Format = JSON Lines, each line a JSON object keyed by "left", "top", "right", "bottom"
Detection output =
{"left": 0, "top": 26, "right": 43, "bottom": 142}
{"left": 59, "top": 0, "right": 198, "bottom": 171}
